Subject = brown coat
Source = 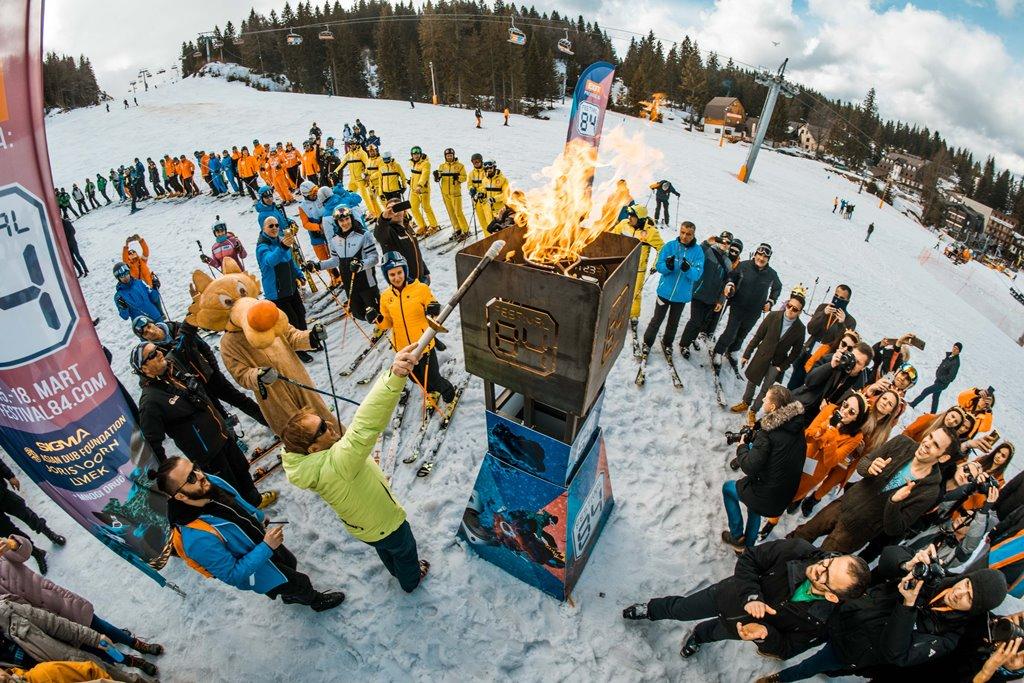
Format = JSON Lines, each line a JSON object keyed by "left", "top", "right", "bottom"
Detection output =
{"left": 742, "top": 310, "right": 806, "bottom": 384}
{"left": 220, "top": 326, "right": 339, "bottom": 436}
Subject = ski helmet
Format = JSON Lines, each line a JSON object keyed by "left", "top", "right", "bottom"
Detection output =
{"left": 113, "top": 262, "right": 131, "bottom": 279}
{"left": 380, "top": 250, "right": 409, "bottom": 281}
{"left": 257, "top": 185, "right": 275, "bottom": 200}
{"left": 132, "top": 315, "right": 154, "bottom": 336}
{"left": 382, "top": 151, "right": 393, "bottom": 161}
{"left": 626, "top": 205, "right": 648, "bottom": 221}
{"left": 444, "top": 148, "right": 455, "bottom": 158}
{"left": 896, "top": 362, "right": 919, "bottom": 387}
{"left": 718, "top": 230, "right": 733, "bottom": 244}
{"left": 471, "top": 153, "right": 483, "bottom": 164}
{"left": 410, "top": 146, "right": 422, "bottom": 156}
{"left": 299, "top": 180, "right": 316, "bottom": 197}
{"left": 212, "top": 220, "right": 228, "bottom": 234}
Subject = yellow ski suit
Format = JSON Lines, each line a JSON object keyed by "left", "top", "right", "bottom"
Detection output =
{"left": 409, "top": 155, "right": 439, "bottom": 235}
{"left": 437, "top": 160, "right": 469, "bottom": 234}
{"left": 612, "top": 217, "right": 665, "bottom": 319}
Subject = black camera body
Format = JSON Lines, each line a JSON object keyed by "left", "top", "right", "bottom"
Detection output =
{"left": 726, "top": 426, "right": 754, "bottom": 446}
{"left": 836, "top": 350, "right": 857, "bottom": 374}
{"left": 968, "top": 474, "right": 998, "bottom": 497}
{"left": 911, "top": 561, "right": 948, "bottom": 583}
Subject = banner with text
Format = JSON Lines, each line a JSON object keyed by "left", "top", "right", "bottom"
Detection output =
{"left": 0, "top": 1, "right": 168, "bottom": 583}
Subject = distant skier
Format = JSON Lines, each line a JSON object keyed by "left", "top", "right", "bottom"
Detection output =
{"left": 133, "top": 96, "right": 138, "bottom": 106}
{"left": 846, "top": 204, "right": 855, "bottom": 220}
{"left": 71, "top": 183, "right": 88, "bottom": 215}
{"left": 61, "top": 218, "right": 88, "bottom": 278}
{"left": 84, "top": 178, "right": 100, "bottom": 209}
{"left": 146, "top": 158, "right": 165, "bottom": 197}
{"left": 839, "top": 198, "right": 847, "bottom": 213}
{"left": 436, "top": 148, "right": 470, "bottom": 240}
{"left": 865, "top": 222, "right": 875, "bottom": 242}
{"left": 503, "top": 107, "right": 510, "bottom": 126}
{"left": 832, "top": 196, "right": 838, "bottom": 213}
{"left": 95, "top": 172, "right": 111, "bottom": 204}
{"left": 649, "top": 179, "right": 680, "bottom": 226}
{"left": 123, "top": 98, "right": 128, "bottom": 109}
{"left": 475, "top": 108, "right": 482, "bottom": 128}
{"left": 309, "top": 121, "right": 321, "bottom": 143}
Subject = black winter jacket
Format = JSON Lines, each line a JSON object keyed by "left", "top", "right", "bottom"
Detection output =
{"left": 374, "top": 218, "right": 429, "bottom": 283}
{"left": 805, "top": 302, "right": 857, "bottom": 348}
{"left": 726, "top": 259, "right": 782, "bottom": 314}
{"left": 156, "top": 321, "right": 220, "bottom": 385}
{"left": 934, "top": 352, "right": 961, "bottom": 387}
{"left": 713, "top": 538, "right": 839, "bottom": 660}
{"left": 139, "top": 369, "right": 230, "bottom": 462}
{"left": 792, "top": 357, "right": 867, "bottom": 421}
{"left": 736, "top": 400, "right": 806, "bottom": 517}
{"left": 691, "top": 241, "right": 731, "bottom": 305}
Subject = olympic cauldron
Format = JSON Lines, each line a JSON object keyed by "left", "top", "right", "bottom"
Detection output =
{"left": 455, "top": 224, "right": 640, "bottom": 600}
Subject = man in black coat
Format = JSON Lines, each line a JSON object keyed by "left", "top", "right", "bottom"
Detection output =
{"left": 712, "top": 243, "right": 782, "bottom": 373}
{"left": 762, "top": 544, "right": 1007, "bottom": 681}
{"left": 723, "top": 385, "right": 806, "bottom": 550}
{"left": 678, "top": 232, "right": 732, "bottom": 358}
{"left": 787, "top": 284, "right": 856, "bottom": 389}
{"left": 133, "top": 341, "right": 267, "bottom": 508}
{"left": 910, "top": 342, "right": 962, "bottom": 414}
{"left": 790, "top": 429, "right": 956, "bottom": 553}
{"left": 60, "top": 218, "right": 89, "bottom": 278}
{"left": 732, "top": 293, "right": 807, "bottom": 417}
{"left": 132, "top": 316, "right": 266, "bottom": 426}
{"left": 650, "top": 179, "right": 680, "bottom": 225}
{"left": 791, "top": 341, "right": 873, "bottom": 422}
{"left": 623, "top": 539, "right": 870, "bottom": 662}
{"left": 374, "top": 199, "right": 430, "bottom": 285}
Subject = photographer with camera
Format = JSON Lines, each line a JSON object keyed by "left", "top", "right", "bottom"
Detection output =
{"left": 871, "top": 333, "right": 922, "bottom": 382}
{"left": 759, "top": 544, "right": 1008, "bottom": 682}
{"left": 622, "top": 539, "right": 870, "bottom": 663}
{"left": 789, "top": 427, "right": 957, "bottom": 553}
{"left": 133, "top": 342, "right": 271, "bottom": 509}
{"left": 792, "top": 340, "right": 873, "bottom": 422}
{"left": 787, "top": 285, "right": 857, "bottom": 390}
{"left": 721, "top": 386, "right": 806, "bottom": 551}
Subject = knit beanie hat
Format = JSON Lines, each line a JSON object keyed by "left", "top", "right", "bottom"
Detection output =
{"left": 966, "top": 569, "right": 1008, "bottom": 614}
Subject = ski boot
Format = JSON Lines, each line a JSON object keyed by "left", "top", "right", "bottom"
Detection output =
{"left": 680, "top": 629, "right": 701, "bottom": 658}
{"left": 711, "top": 353, "right": 723, "bottom": 372}
{"left": 258, "top": 491, "right": 279, "bottom": 509}
{"left": 755, "top": 675, "right": 781, "bottom": 683}
{"left": 428, "top": 391, "right": 444, "bottom": 414}
{"left": 679, "top": 343, "right": 690, "bottom": 360}
{"left": 41, "top": 524, "right": 66, "bottom": 546}
{"left": 622, "top": 603, "right": 649, "bottom": 620}
{"left": 419, "top": 559, "right": 431, "bottom": 581}
{"left": 310, "top": 590, "right": 346, "bottom": 612}
{"left": 124, "top": 655, "right": 158, "bottom": 677}
{"left": 31, "top": 547, "right": 48, "bottom": 575}
{"left": 729, "top": 401, "right": 749, "bottom": 413}
{"left": 131, "top": 637, "right": 165, "bottom": 656}
{"left": 629, "top": 318, "right": 638, "bottom": 332}
{"left": 800, "top": 495, "right": 819, "bottom": 517}
{"left": 725, "top": 353, "right": 740, "bottom": 374}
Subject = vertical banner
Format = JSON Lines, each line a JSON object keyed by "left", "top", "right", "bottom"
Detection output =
{"left": 564, "top": 61, "right": 615, "bottom": 149}
{"left": 0, "top": 1, "right": 168, "bottom": 583}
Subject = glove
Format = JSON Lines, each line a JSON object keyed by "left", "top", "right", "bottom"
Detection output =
{"left": 301, "top": 259, "right": 317, "bottom": 272}
{"left": 151, "top": 274, "right": 161, "bottom": 290}
{"left": 310, "top": 323, "right": 327, "bottom": 348}
{"left": 469, "top": 187, "right": 477, "bottom": 199}
{"left": 680, "top": 258, "right": 690, "bottom": 272}
{"left": 348, "top": 258, "right": 361, "bottom": 272}
{"left": 200, "top": 254, "right": 211, "bottom": 264}
{"left": 116, "top": 296, "right": 127, "bottom": 309}
{"left": 665, "top": 256, "right": 676, "bottom": 271}
{"left": 257, "top": 367, "right": 279, "bottom": 385}
{"left": 365, "top": 307, "right": 384, "bottom": 325}
{"left": 432, "top": 170, "right": 440, "bottom": 183}
{"left": 426, "top": 301, "right": 441, "bottom": 317}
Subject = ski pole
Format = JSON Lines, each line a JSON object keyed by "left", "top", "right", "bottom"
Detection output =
{"left": 675, "top": 193, "right": 681, "bottom": 225}
{"left": 414, "top": 239, "right": 505, "bottom": 357}
{"left": 808, "top": 276, "right": 819, "bottom": 311}
{"left": 470, "top": 197, "right": 479, "bottom": 239}
{"left": 197, "top": 240, "right": 215, "bottom": 276}
{"left": 321, "top": 343, "right": 341, "bottom": 418}
{"left": 277, "top": 375, "right": 361, "bottom": 406}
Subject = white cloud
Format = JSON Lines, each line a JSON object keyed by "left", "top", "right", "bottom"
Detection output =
{"left": 995, "top": 0, "right": 1020, "bottom": 17}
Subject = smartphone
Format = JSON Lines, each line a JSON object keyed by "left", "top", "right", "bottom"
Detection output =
{"left": 989, "top": 430, "right": 1001, "bottom": 442}
{"left": 267, "top": 520, "right": 289, "bottom": 525}
{"left": 100, "top": 640, "right": 125, "bottom": 662}
{"left": 392, "top": 199, "right": 412, "bottom": 213}
{"left": 907, "top": 334, "right": 926, "bottom": 351}
{"left": 830, "top": 295, "right": 849, "bottom": 312}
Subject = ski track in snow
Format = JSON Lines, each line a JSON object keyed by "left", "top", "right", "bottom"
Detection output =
{"left": 20, "top": 75, "right": 1023, "bottom": 681}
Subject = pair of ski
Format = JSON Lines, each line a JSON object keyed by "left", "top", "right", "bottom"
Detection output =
{"left": 632, "top": 326, "right": 683, "bottom": 389}
{"left": 709, "top": 350, "right": 742, "bottom": 408}
{"left": 402, "top": 379, "right": 469, "bottom": 478}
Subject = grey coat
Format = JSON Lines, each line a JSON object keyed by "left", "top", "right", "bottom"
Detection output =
{"left": 742, "top": 310, "right": 807, "bottom": 384}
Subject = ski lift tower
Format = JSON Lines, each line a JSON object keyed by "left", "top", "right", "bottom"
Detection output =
{"left": 737, "top": 58, "right": 799, "bottom": 183}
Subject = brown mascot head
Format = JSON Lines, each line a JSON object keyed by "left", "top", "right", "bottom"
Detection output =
{"left": 185, "top": 257, "right": 289, "bottom": 349}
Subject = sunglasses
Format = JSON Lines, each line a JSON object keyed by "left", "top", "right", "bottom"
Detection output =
{"left": 314, "top": 418, "right": 329, "bottom": 440}
{"left": 785, "top": 303, "right": 803, "bottom": 312}
{"left": 172, "top": 463, "right": 202, "bottom": 497}
{"left": 266, "top": 221, "right": 279, "bottom": 227}
{"left": 143, "top": 347, "right": 162, "bottom": 364}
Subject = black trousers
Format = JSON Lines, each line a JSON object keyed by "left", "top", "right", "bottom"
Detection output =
{"left": 99, "top": 188, "right": 111, "bottom": 204}
{"left": 273, "top": 292, "right": 307, "bottom": 331}
{"left": 201, "top": 440, "right": 261, "bottom": 508}
{"left": 150, "top": 177, "right": 165, "bottom": 195}
{"left": 166, "top": 176, "right": 182, "bottom": 194}
{"left": 202, "top": 174, "right": 217, "bottom": 194}
{"left": 265, "top": 545, "right": 318, "bottom": 605}
{"left": 183, "top": 177, "right": 199, "bottom": 196}
{"left": 207, "top": 370, "right": 267, "bottom": 426}
{"left": 413, "top": 349, "right": 455, "bottom": 402}
{"left": 86, "top": 193, "right": 100, "bottom": 209}
{"left": 0, "top": 486, "right": 49, "bottom": 540}
{"left": 367, "top": 520, "right": 422, "bottom": 592}
{"left": 678, "top": 299, "right": 715, "bottom": 349}
{"left": 74, "top": 199, "right": 89, "bottom": 214}
{"left": 654, "top": 197, "right": 670, "bottom": 224}
{"left": 647, "top": 583, "right": 737, "bottom": 644}
{"left": 713, "top": 307, "right": 761, "bottom": 356}
{"left": 67, "top": 238, "right": 88, "bottom": 276}
{"left": 240, "top": 175, "right": 259, "bottom": 199}
{"left": 59, "top": 205, "right": 71, "bottom": 219}
{"left": 787, "top": 347, "right": 813, "bottom": 389}
{"left": 643, "top": 296, "right": 686, "bottom": 349}
{"left": 348, "top": 283, "right": 380, "bottom": 324}
{"left": 382, "top": 190, "right": 404, "bottom": 202}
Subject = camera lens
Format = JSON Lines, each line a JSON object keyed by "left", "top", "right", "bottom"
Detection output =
{"left": 991, "top": 618, "right": 1024, "bottom": 643}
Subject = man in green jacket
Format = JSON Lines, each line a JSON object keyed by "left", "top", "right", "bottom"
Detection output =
{"left": 280, "top": 343, "right": 430, "bottom": 592}
{"left": 96, "top": 172, "right": 111, "bottom": 204}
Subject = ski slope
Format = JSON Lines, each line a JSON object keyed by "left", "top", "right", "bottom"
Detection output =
{"left": 31, "top": 74, "right": 1024, "bottom": 682}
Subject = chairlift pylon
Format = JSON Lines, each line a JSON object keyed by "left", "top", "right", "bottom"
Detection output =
{"left": 318, "top": 27, "right": 334, "bottom": 41}
{"left": 557, "top": 29, "right": 573, "bottom": 55}
{"left": 507, "top": 17, "right": 526, "bottom": 46}
{"left": 286, "top": 28, "right": 303, "bottom": 46}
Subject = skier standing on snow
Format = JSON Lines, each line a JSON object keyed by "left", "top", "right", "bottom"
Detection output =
{"left": 641, "top": 221, "right": 705, "bottom": 353}
{"left": 435, "top": 147, "right": 470, "bottom": 241}
{"left": 122, "top": 234, "right": 154, "bottom": 287}
{"left": 71, "top": 184, "right": 88, "bottom": 215}
{"left": 113, "top": 262, "right": 163, "bottom": 323}
{"left": 865, "top": 222, "right": 874, "bottom": 242}
{"left": 111, "top": 169, "right": 125, "bottom": 202}
{"left": 149, "top": 456, "right": 345, "bottom": 612}
{"left": 503, "top": 107, "right": 510, "bottom": 126}
{"left": 132, "top": 158, "right": 149, "bottom": 198}
{"left": 475, "top": 108, "right": 482, "bottom": 128}
{"left": 712, "top": 243, "right": 782, "bottom": 374}
{"left": 408, "top": 146, "right": 440, "bottom": 236}
{"left": 61, "top": 218, "right": 88, "bottom": 278}
{"left": 176, "top": 155, "right": 199, "bottom": 197}
{"left": 305, "top": 207, "right": 381, "bottom": 323}
{"left": 294, "top": 180, "right": 333, "bottom": 272}
{"left": 236, "top": 147, "right": 259, "bottom": 199}
{"left": 201, "top": 220, "right": 249, "bottom": 272}
{"left": 375, "top": 199, "right": 430, "bottom": 285}
{"left": 678, "top": 231, "right": 733, "bottom": 359}
{"left": 0, "top": 458, "right": 65, "bottom": 574}
{"left": 468, "top": 153, "right": 491, "bottom": 229}
{"left": 146, "top": 159, "right": 165, "bottom": 197}
{"left": 255, "top": 211, "right": 313, "bottom": 364}
{"left": 221, "top": 148, "right": 240, "bottom": 195}
{"left": 377, "top": 150, "right": 407, "bottom": 202}
{"left": 337, "top": 140, "right": 373, "bottom": 215}
{"left": 649, "top": 179, "right": 680, "bottom": 226}
{"left": 369, "top": 252, "right": 455, "bottom": 407}
{"left": 611, "top": 205, "right": 663, "bottom": 330}
{"left": 56, "top": 187, "right": 76, "bottom": 219}
{"left": 701, "top": 237, "right": 744, "bottom": 346}
{"left": 84, "top": 178, "right": 100, "bottom": 209}
{"left": 279, "top": 344, "right": 431, "bottom": 593}
{"left": 482, "top": 161, "right": 510, "bottom": 234}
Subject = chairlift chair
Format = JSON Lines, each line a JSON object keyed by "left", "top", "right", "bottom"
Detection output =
{"left": 557, "top": 30, "right": 573, "bottom": 55}
{"left": 211, "top": 38, "right": 223, "bottom": 49}
{"left": 507, "top": 17, "right": 526, "bottom": 46}
{"left": 192, "top": 49, "right": 201, "bottom": 58}
{"left": 286, "top": 29, "right": 303, "bottom": 46}
{"left": 233, "top": 36, "right": 245, "bottom": 46}
{"left": 318, "top": 28, "right": 335, "bottom": 41}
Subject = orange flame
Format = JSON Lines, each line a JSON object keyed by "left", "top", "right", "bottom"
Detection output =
{"left": 510, "top": 127, "right": 665, "bottom": 265}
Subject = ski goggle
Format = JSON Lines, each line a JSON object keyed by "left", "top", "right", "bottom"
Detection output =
{"left": 718, "top": 231, "right": 733, "bottom": 244}
{"left": 114, "top": 265, "right": 131, "bottom": 279}
{"left": 896, "top": 363, "right": 918, "bottom": 385}
{"left": 333, "top": 208, "right": 352, "bottom": 220}
{"left": 755, "top": 243, "right": 773, "bottom": 258}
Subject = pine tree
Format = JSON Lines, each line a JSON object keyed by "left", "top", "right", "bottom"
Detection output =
{"left": 974, "top": 157, "right": 996, "bottom": 206}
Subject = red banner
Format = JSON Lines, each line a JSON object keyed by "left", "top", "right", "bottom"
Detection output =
{"left": 0, "top": 0, "right": 167, "bottom": 583}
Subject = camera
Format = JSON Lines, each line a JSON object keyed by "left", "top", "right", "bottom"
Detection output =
{"left": 990, "top": 617, "right": 1024, "bottom": 643}
{"left": 911, "top": 561, "right": 948, "bottom": 582}
{"left": 837, "top": 351, "right": 857, "bottom": 374}
{"left": 725, "top": 426, "right": 754, "bottom": 446}
{"left": 967, "top": 474, "right": 998, "bottom": 497}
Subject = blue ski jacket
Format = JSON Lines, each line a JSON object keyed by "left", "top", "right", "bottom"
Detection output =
{"left": 115, "top": 277, "right": 163, "bottom": 321}
{"left": 654, "top": 238, "right": 705, "bottom": 303}
{"left": 256, "top": 230, "right": 302, "bottom": 300}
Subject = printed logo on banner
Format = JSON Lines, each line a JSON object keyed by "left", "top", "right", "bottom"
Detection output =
{"left": 0, "top": 185, "right": 78, "bottom": 368}
{"left": 575, "top": 101, "right": 600, "bottom": 139}
{"left": 572, "top": 471, "right": 606, "bottom": 553}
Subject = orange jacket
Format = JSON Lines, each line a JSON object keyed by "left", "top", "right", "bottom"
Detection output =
{"left": 804, "top": 341, "right": 832, "bottom": 373}
{"left": 237, "top": 153, "right": 259, "bottom": 178}
{"left": 793, "top": 403, "right": 864, "bottom": 501}
{"left": 10, "top": 660, "right": 112, "bottom": 682}
{"left": 958, "top": 388, "right": 993, "bottom": 435}
{"left": 199, "top": 153, "right": 211, "bottom": 175}
{"left": 122, "top": 238, "right": 153, "bottom": 286}
{"left": 254, "top": 144, "right": 267, "bottom": 165}
{"left": 163, "top": 156, "right": 177, "bottom": 177}
{"left": 379, "top": 281, "right": 436, "bottom": 352}
{"left": 301, "top": 149, "right": 320, "bottom": 177}
{"left": 903, "top": 413, "right": 936, "bottom": 443}
{"left": 285, "top": 148, "right": 300, "bottom": 168}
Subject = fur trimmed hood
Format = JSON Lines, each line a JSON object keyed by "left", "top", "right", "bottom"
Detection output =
{"left": 760, "top": 400, "right": 805, "bottom": 431}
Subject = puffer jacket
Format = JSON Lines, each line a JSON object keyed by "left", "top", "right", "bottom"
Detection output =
{"left": 255, "top": 230, "right": 303, "bottom": 301}
{"left": 726, "top": 259, "right": 782, "bottom": 313}
{"left": 319, "top": 221, "right": 379, "bottom": 290}
{"left": 691, "top": 240, "right": 731, "bottom": 305}
{"left": 114, "top": 278, "right": 162, "bottom": 322}
{"left": 654, "top": 238, "right": 705, "bottom": 303}
{"left": 282, "top": 371, "right": 408, "bottom": 542}
{"left": 379, "top": 280, "right": 436, "bottom": 352}
{"left": 0, "top": 536, "right": 93, "bottom": 626}
{"left": 736, "top": 400, "right": 806, "bottom": 517}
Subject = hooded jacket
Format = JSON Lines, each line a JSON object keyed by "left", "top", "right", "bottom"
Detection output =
{"left": 283, "top": 371, "right": 408, "bottom": 543}
{"left": 653, "top": 238, "right": 705, "bottom": 303}
{"left": 138, "top": 367, "right": 230, "bottom": 462}
{"left": 319, "top": 220, "right": 379, "bottom": 290}
{"left": 114, "top": 277, "right": 162, "bottom": 322}
{"left": 255, "top": 230, "right": 303, "bottom": 301}
{"left": 736, "top": 400, "right": 806, "bottom": 517}
{"left": 379, "top": 280, "right": 436, "bottom": 352}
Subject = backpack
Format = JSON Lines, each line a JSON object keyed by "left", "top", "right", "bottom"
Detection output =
{"left": 170, "top": 519, "right": 224, "bottom": 578}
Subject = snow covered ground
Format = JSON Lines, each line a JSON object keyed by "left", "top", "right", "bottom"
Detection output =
{"left": 29, "top": 74, "right": 1024, "bottom": 681}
